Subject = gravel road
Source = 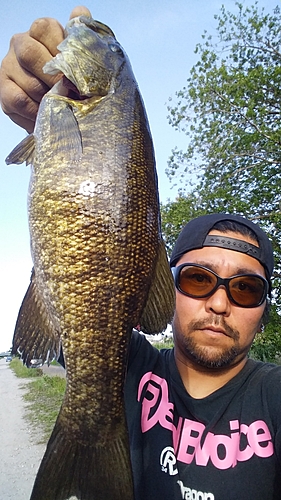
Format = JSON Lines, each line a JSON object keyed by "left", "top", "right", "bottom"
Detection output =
{"left": 0, "top": 358, "right": 46, "bottom": 499}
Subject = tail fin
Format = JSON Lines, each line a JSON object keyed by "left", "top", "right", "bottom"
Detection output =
{"left": 30, "top": 414, "right": 134, "bottom": 500}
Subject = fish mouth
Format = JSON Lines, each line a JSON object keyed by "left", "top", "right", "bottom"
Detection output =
{"left": 44, "top": 16, "right": 116, "bottom": 101}
{"left": 70, "top": 16, "right": 116, "bottom": 39}
{"left": 50, "top": 76, "right": 91, "bottom": 101}
{"left": 61, "top": 76, "right": 89, "bottom": 100}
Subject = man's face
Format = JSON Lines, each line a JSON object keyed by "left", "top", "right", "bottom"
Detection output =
{"left": 172, "top": 231, "right": 267, "bottom": 370}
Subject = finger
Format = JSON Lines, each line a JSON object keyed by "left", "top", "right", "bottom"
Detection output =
{"left": 29, "top": 17, "right": 65, "bottom": 56}
{"left": 0, "top": 76, "right": 38, "bottom": 133}
{"left": 2, "top": 34, "right": 60, "bottom": 100}
{"left": 69, "top": 6, "right": 92, "bottom": 19}
{"left": 7, "top": 113, "right": 35, "bottom": 134}
{"left": 0, "top": 9, "right": 92, "bottom": 132}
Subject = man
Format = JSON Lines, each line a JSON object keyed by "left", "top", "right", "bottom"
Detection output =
{"left": 1, "top": 9, "right": 281, "bottom": 500}
{"left": 125, "top": 213, "right": 281, "bottom": 499}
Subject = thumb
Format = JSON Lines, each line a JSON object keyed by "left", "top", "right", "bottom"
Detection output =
{"left": 69, "top": 6, "right": 92, "bottom": 19}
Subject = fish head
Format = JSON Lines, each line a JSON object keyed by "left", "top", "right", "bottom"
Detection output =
{"left": 43, "top": 16, "right": 128, "bottom": 99}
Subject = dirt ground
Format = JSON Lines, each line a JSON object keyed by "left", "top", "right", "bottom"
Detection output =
{"left": 41, "top": 362, "right": 66, "bottom": 378}
{"left": 0, "top": 358, "right": 46, "bottom": 499}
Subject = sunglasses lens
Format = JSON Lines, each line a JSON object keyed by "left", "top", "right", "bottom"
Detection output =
{"left": 176, "top": 265, "right": 267, "bottom": 307}
{"left": 229, "top": 276, "right": 266, "bottom": 307}
{"left": 178, "top": 266, "right": 217, "bottom": 297}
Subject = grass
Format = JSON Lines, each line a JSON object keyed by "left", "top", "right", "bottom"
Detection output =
{"left": 10, "top": 358, "right": 66, "bottom": 442}
{"left": 9, "top": 357, "right": 43, "bottom": 378}
{"left": 152, "top": 339, "right": 174, "bottom": 350}
{"left": 8, "top": 338, "right": 173, "bottom": 442}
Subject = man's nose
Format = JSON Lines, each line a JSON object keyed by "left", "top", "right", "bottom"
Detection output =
{"left": 205, "top": 285, "right": 231, "bottom": 316}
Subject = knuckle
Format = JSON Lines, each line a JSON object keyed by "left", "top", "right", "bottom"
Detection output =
{"left": 17, "top": 41, "right": 37, "bottom": 67}
{"left": 10, "top": 34, "right": 36, "bottom": 68}
{"left": 2, "top": 90, "right": 29, "bottom": 114}
{"left": 13, "top": 91, "right": 31, "bottom": 112}
{"left": 9, "top": 33, "right": 22, "bottom": 48}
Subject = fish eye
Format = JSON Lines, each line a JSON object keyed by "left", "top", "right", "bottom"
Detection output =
{"left": 109, "top": 43, "right": 123, "bottom": 55}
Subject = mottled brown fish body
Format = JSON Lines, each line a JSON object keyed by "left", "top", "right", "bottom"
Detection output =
{"left": 29, "top": 87, "right": 160, "bottom": 439}
{"left": 6, "top": 17, "right": 175, "bottom": 500}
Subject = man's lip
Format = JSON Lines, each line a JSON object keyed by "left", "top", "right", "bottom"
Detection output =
{"left": 199, "top": 326, "right": 228, "bottom": 336}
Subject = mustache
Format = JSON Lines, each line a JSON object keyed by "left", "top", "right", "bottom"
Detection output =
{"left": 187, "top": 316, "right": 239, "bottom": 341}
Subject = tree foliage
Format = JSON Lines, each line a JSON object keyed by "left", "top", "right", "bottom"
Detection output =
{"left": 250, "top": 305, "right": 281, "bottom": 362}
{"left": 162, "top": 2, "right": 281, "bottom": 360}
{"left": 165, "top": 2, "right": 281, "bottom": 284}
{"left": 160, "top": 195, "right": 202, "bottom": 256}
{"left": 167, "top": 2, "right": 281, "bottom": 218}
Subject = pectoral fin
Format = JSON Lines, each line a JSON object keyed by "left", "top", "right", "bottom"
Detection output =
{"left": 5, "top": 134, "right": 35, "bottom": 165}
{"left": 48, "top": 102, "right": 83, "bottom": 161}
{"left": 140, "top": 239, "right": 175, "bottom": 334}
{"left": 12, "top": 269, "right": 61, "bottom": 366}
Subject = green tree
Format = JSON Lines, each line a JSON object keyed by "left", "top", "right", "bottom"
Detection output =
{"left": 165, "top": 0, "right": 281, "bottom": 303}
{"left": 167, "top": 2, "right": 281, "bottom": 220}
{"left": 250, "top": 305, "right": 281, "bottom": 362}
{"left": 160, "top": 194, "right": 202, "bottom": 256}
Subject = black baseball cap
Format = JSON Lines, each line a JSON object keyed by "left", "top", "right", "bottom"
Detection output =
{"left": 169, "top": 213, "right": 274, "bottom": 286}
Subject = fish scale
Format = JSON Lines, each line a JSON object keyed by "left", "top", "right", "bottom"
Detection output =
{"left": 6, "top": 16, "right": 175, "bottom": 500}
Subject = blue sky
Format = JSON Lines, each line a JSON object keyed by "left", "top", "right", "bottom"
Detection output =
{"left": 0, "top": 0, "right": 279, "bottom": 351}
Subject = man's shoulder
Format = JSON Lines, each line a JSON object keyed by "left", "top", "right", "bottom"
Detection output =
{"left": 247, "top": 358, "right": 281, "bottom": 376}
{"left": 244, "top": 358, "right": 281, "bottom": 392}
{"left": 129, "top": 329, "right": 171, "bottom": 358}
{"left": 127, "top": 329, "right": 173, "bottom": 376}
{"left": 129, "top": 329, "right": 154, "bottom": 356}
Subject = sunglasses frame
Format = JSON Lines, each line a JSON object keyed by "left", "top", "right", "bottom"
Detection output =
{"left": 171, "top": 263, "right": 269, "bottom": 308}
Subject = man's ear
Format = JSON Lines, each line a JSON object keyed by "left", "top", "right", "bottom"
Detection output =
{"left": 257, "top": 322, "right": 265, "bottom": 334}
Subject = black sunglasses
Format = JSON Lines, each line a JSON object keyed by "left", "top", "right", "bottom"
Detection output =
{"left": 172, "top": 263, "right": 268, "bottom": 308}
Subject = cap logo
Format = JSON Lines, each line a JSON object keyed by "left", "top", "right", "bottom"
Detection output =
{"left": 204, "top": 235, "right": 261, "bottom": 259}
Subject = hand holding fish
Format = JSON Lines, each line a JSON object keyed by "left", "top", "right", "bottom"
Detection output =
{"left": 0, "top": 5, "right": 91, "bottom": 133}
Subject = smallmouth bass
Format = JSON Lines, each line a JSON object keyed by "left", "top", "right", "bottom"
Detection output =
{"left": 6, "top": 16, "right": 175, "bottom": 500}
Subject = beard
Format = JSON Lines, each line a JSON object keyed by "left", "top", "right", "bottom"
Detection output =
{"left": 174, "top": 317, "right": 242, "bottom": 369}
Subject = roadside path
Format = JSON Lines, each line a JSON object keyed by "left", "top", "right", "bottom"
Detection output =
{"left": 0, "top": 358, "right": 46, "bottom": 499}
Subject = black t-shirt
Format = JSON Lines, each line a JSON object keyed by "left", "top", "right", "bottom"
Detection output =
{"left": 125, "top": 331, "right": 281, "bottom": 500}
